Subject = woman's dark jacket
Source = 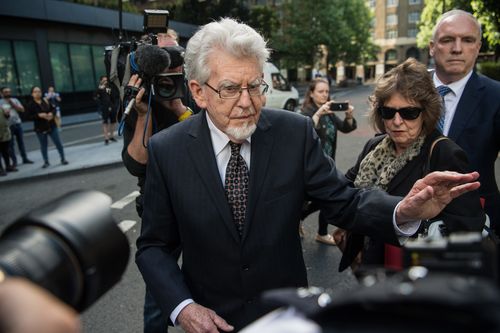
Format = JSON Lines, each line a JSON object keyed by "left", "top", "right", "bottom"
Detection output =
{"left": 301, "top": 104, "right": 357, "bottom": 159}
{"left": 339, "top": 130, "right": 485, "bottom": 271}
{"left": 26, "top": 99, "right": 55, "bottom": 133}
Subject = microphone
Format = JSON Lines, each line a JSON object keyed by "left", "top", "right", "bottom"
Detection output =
{"left": 123, "top": 45, "right": 171, "bottom": 117}
{"left": 134, "top": 45, "right": 171, "bottom": 81}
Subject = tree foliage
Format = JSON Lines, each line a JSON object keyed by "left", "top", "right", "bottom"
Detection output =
{"left": 274, "top": 0, "right": 376, "bottom": 68}
{"left": 471, "top": 0, "right": 500, "bottom": 51}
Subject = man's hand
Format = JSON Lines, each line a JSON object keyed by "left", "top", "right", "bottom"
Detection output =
{"left": 397, "top": 171, "right": 480, "bottom": 223}
{"left": 177, "top": 303, "right": 234, "bottom": 333}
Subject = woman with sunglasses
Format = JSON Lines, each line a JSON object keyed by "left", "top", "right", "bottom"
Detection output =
{"left": 337, "top": 58, "right": 485, "bottom": 272}
{"left": 300, "top": 77, "right": 357, "bottom": 245}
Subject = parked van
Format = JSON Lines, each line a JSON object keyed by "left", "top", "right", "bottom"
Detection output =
{"left": 263, "top": 62, "right": 299, "bottom": 111}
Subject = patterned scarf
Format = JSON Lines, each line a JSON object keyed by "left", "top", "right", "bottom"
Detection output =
{"left": 354, "top": 135, "right": 425, "bottom": 191}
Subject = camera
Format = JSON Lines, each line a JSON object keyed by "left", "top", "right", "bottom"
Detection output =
{"left": 329, "top": 102, "right": 349, "bottom": 111}
{"left": 0, "top": 190, "right": 130, "bottom": 312}
{"left": 105, "top": 9, "right": 186, "bottom": 119}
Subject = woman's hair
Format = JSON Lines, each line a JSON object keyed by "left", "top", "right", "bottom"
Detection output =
{"left": 301, "top": 77, "right": 330, "bottom": 112}
{"left": 368, "top": 58, "right": 441, "bottom": 136}
{"left": 184, "top": 17, "right": 270, "bottom": 83}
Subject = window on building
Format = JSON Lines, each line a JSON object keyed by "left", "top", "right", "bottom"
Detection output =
{"left": 13, "top": 41, "right": 42, "bottom": 95}
{"left": 70, "top": 44, "right": 95, "bottom": 92}
{"left": 0, "top": 40, "right": 18, "bottom": 94}
{"left": 408, "top": 28, "right": 418, "bottom": 38}
{"left": 92, "top": 45, "right": 106, "bottom": 81}
{"left": 409, "top": 12, "right": 420, "bottom": 23}
{"left": 387, "top": 0, "right": 398, "bottom": 7}
{"left": 0, "top": 40, "right": 41, "bottom": 96}
{"left": 386, "top": 30, "right": 398, "bottom": 39}
{"left": 385, "top": 49, "right": 398, "bottom": 61}
{"left": 386, "top": 14, "right": 398, "bottom": 25}
{"left": 49, "top": 43, "right": 73, "bottom": 93}
{"left": 408, "top": 0, "right": 421, "bottom": 5}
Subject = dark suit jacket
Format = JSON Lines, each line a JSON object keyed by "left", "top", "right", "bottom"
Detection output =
{"left": 136, "top": 108, "right": 403, "bottom": 330}
{"left": 339, "top": 130, "right": 485, "bottom": 270}
{"left": 448, "top": 72, "right": 500, "bottom": 227}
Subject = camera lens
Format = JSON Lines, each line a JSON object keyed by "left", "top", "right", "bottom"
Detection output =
{"left": 0, "top": 191, "right": 130, "bottom": 311}
{"left": 155, "top": 75, "right": 176, "bottom": 99}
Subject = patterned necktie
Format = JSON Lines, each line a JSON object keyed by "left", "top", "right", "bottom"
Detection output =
{"left": 225, "top": 142, "right": 249, "bottom": 236}
{"left": 437, "top": 85, "right": 452, "bottom": 132}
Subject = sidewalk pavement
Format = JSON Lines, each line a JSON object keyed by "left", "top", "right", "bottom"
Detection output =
{"left": 2, "top": 112, "right": 123, "bottom": 185}
{"left": 0, "top": 138, "right": 123, "bottom": 185}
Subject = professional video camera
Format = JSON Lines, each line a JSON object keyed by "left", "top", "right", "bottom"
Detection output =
{"left": 0, "top": 190, "right": 129, "bottom": 312}
{"left": 104, "top": 9, "right": 186, "bottom": 119}
{"left": 240, "top": 231, "right": 500, "bottom": 333}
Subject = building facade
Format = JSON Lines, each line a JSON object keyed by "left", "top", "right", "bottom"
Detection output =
{"left": 0, "top": 0, "right": 197, "bottom": 115}
{"left": 366, "top": 0, "right": 427, "bottom": 80}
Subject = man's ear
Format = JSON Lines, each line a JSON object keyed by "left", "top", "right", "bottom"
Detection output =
{"left": 188, "top": 80, "right": 208, "bottom": 109}
{"left": 429, "top": 41, "right": 435, "bottom": 57}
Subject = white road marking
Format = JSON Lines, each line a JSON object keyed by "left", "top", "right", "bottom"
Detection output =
{"left": 111, "top": 191, "right": 140, "bottom": 209}
{"left": 118, "top": 220, "right": 137, "bottom": 233}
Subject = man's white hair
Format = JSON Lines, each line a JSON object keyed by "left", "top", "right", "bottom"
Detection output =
{"left": 184, "top": 17, "right": 270, "bottom": 83}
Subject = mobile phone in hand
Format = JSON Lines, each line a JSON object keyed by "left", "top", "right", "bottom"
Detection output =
{"left": 329, "top": 102, "right": 349, "bottom": 111}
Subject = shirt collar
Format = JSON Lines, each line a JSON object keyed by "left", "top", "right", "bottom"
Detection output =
{"left": 205, "top": 112, "right": 250, "bottom": 156}
{"left": 433, "top": 70, "right": 473, "bottom": 97}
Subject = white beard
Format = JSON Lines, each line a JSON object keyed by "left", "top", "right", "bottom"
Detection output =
{"left": 226, "top": 122, "right": 257, "bottom": 141}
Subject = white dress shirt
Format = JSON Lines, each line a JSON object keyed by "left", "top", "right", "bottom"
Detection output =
{"left": 433, "top": 71, "right": 473, "bottom": 136}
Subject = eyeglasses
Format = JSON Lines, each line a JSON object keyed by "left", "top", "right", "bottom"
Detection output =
{"left": 378, "top": 106, "right": 423, "bottom": 120}
{"left": 205, "top": 81, "right": 269, "bottom": 99}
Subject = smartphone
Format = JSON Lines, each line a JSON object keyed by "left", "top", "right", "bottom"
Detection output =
{"left": 329, "top": 102, "right": 349, "bottom": 111}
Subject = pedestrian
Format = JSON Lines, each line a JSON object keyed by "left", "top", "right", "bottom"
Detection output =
{"left": 95, "top": 76, "right": 118, "bottom": 145}
{"left": 26, "top": 86, "right": 68, "bottom": 168}
{"left": 300, "top": 78, "right": 357, "bottom": 245}
{"left": 338, "top": 58, "right": 485, "bottom": 273}
{"left": 429, "top": 9, "right": 500, "bottom": 234}
{"left": 0, "top": 87, "right": 33, "bottom": 166}
{"left": 44, "top": 86, "right": 62, "bottom": 130}
{"left": 136, "top": 17, "right": 481, "bottom": 332}
{"left": 0, "top": 101, "right": 15, "bottom": 176}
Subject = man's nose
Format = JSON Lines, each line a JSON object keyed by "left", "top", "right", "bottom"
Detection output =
{"left": 451, "top": 39, "right": 463, "bottom": 53}
{"left": 237, "top": 89, "right": 252, "bottom": 108}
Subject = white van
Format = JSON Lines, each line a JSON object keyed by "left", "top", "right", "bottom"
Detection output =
{"left": 263, "top": 62, "right": 299, "bottom": 111}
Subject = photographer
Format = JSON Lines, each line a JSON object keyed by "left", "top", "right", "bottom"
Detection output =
{"left": 121, "top": 30, "right": 195, "bottom": 333}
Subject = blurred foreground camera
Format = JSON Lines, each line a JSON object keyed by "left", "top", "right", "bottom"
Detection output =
{"left": 0, "top": 190, "right": 130, "bottom": 312}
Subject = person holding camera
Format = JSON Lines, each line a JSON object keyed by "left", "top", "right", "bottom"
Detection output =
{"left": 300, "top": 77, "right": 357, "bottom": 245}
{"left": 121, "top": 31, "right": 195, "bottom": 333}
{"left": 135, "top": 18, "right": 481, "bottom": 333}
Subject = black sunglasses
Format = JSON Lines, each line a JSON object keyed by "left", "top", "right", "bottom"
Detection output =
{"left": 378, "top": 106, "right": 423, "bottom": 120}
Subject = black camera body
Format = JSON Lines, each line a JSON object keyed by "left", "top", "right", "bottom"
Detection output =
{"left": 403, "top": 231, "right": 498, "bottom": 283}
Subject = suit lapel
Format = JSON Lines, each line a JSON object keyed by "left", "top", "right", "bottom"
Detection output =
{"left": 448, "top": 73, "right": 484, "bottom": 140}
{"left": 242, "top": 111, "right": 274, "bottom": 242}
{"left": 186, "top": 111, "right": 241, "bottom": 243}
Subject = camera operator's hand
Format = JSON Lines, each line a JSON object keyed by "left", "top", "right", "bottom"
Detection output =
{"left": 177, "top": 303, "right": 233, "bottom": 333}
{"left": 0, "top": 278, "right": 80, "bottom": 333}
{"left": 128, "top": 74, "right": 148, "bottom": 117}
